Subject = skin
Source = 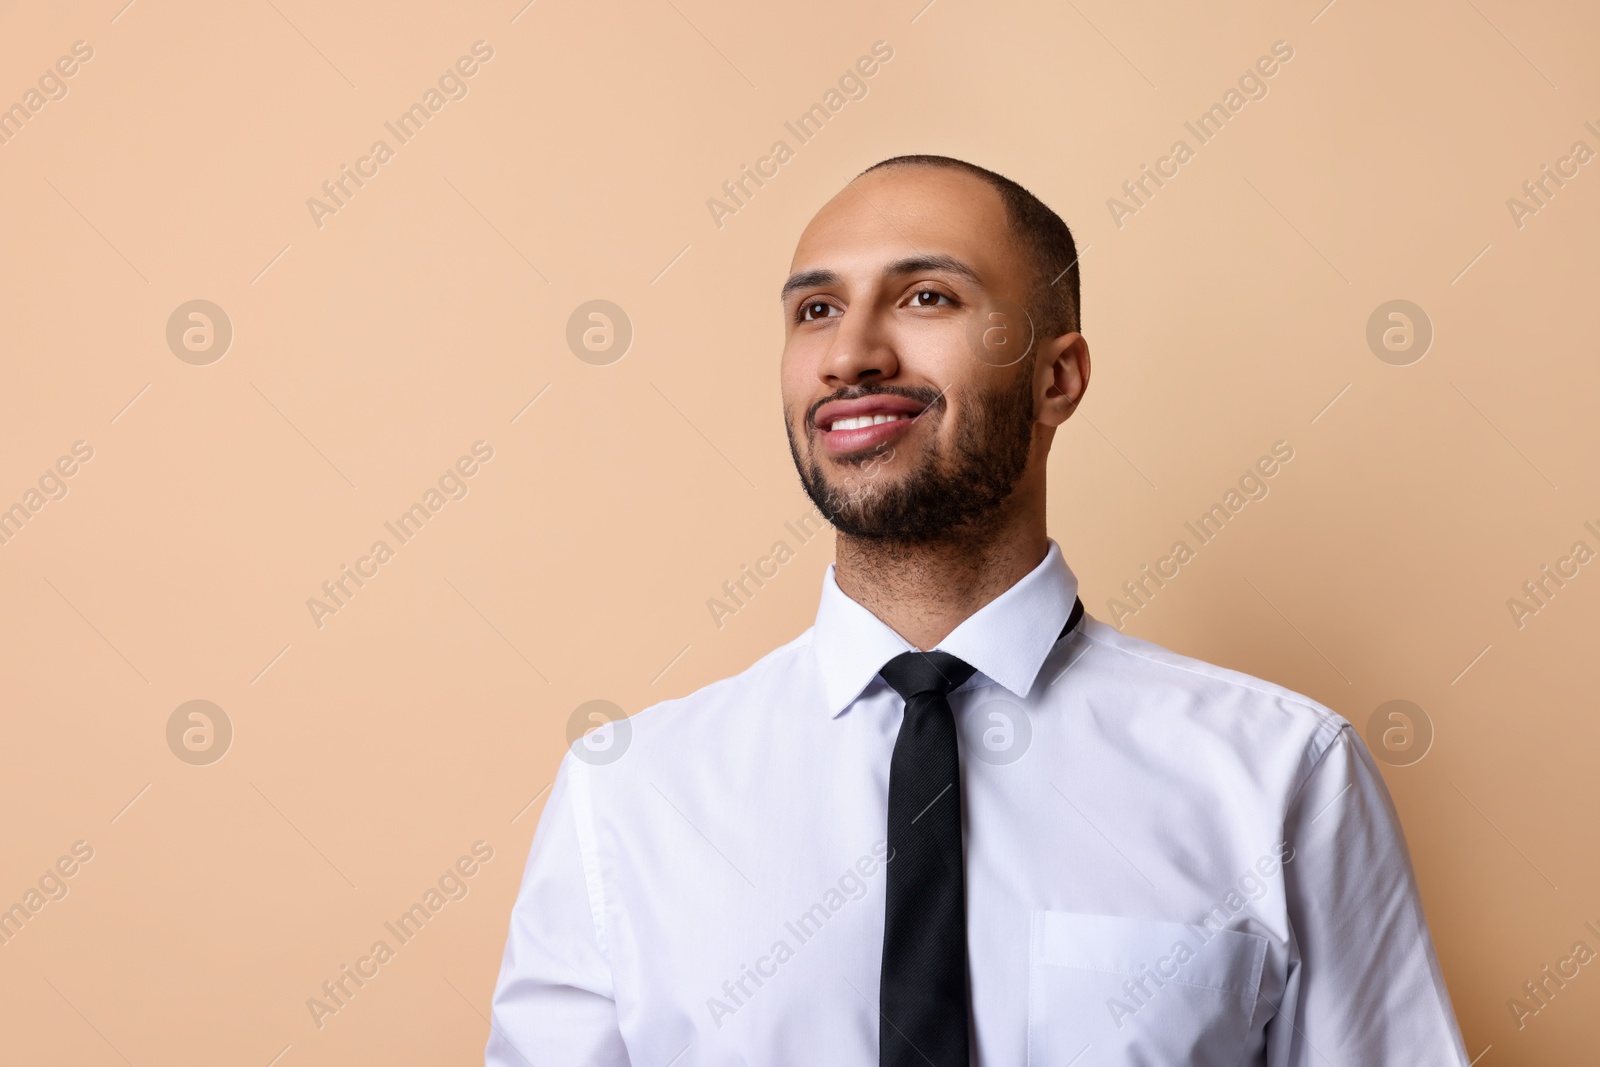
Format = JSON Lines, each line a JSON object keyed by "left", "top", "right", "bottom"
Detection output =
{"left": 780, "top": 165, "right": 1091, "bottom": 650}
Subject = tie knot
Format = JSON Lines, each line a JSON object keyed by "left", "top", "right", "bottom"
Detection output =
{"left": 878, "top": 649, "right": 976, "bottom": 702}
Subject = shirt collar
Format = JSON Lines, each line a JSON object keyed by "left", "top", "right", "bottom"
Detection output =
{"left": 810, "top": 538, "right": 1080, "bottom": 717}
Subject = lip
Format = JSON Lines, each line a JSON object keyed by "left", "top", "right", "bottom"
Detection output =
{"left": 813, "top": 394, "right": 928, "bottom": 430}
{"left": 812, "top": 394, "right": 931, "bottom": 458}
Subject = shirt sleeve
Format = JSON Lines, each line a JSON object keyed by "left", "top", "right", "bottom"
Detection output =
{"left": 1267, "top": 723, "right": 1470, "bottom": 1066}
{"left": 486, "top": 750, "right": 631, "bottom": 1066}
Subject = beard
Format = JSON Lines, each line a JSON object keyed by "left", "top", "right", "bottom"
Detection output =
{"left": 786, "top": 356, "right": 1037, "bottom": 544}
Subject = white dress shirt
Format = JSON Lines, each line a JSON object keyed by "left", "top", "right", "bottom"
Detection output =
{"left": 487, "top": 539, "right": 1469, "bottom": 1065}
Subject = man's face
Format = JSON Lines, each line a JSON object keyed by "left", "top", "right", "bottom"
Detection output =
{"left": 780, "top": 166, "right": 1044, "bottom": 542}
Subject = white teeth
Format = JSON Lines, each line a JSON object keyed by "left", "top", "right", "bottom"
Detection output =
{"left": 830, "top": 413, "right": 908, "bottom": 431}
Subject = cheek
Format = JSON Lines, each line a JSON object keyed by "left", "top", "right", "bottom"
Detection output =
{"left": 779, "top": 345, "right": 822, "bottom": 407}
{"left": 778, "top": 369, "right": 805, "bottom": 416}
{"left": 778, "top": 347, "right": 804, "bottom": 382}
{"left": 894, "top": 314, "right": 979, "bottom": 378}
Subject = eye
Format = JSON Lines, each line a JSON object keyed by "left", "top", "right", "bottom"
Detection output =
{"left": 798, "top": 300, "right": 840, "bottom": 322}
{"left": 909, "top": 288, "right": 954, "bottom": 308}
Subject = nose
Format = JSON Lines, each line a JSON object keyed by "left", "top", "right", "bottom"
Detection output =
{"left": 818, "top": 303, "right": 899, "bottom": 388}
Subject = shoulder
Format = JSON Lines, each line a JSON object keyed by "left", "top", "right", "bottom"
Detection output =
{"left": 626, "top": 626, "right": 818, "bottom": 738}
{"left": 573, "top": 629, "right": 820, "bottom": 805}
{"left": 1070, "top": 613, "right": 1349, "bottom": 763}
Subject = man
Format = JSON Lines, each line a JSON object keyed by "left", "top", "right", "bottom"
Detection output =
{"left": 486, "top": 156, "right": 1470, "bottom": 1065}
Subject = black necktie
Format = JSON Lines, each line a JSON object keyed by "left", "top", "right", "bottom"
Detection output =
{"left": 876, "top": 596, "right": 1085, "bottom": 1066}
{"left": 878, "top": 647, "right": 976, "bottom": 1066}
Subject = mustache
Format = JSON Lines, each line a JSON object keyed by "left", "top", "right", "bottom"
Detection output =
{"left": 803, "top": 383, "right": 948, "bottom": 430}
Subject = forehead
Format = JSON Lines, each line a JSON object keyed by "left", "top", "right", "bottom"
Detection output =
{"left": 789, "top": 166, "right": 1023, "bottom": 290}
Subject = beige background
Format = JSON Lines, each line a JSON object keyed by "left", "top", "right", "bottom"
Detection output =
{"left": 1, "top": 0, "right": 1597, "bottom": 1062}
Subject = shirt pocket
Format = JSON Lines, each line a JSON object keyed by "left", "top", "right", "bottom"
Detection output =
{"left": 1027, "top": 910, "right": 1268, "bottom": 1067}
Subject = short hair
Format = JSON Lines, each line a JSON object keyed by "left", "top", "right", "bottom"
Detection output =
{"left": 857, "top": 155, "right": 1080, "bottom": 338}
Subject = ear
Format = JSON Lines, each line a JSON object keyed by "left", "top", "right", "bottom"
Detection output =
{"left": 1037, "top": 331, "right": 1089, "bottom": 427}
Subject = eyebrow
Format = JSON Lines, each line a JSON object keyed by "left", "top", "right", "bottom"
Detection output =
{"left": 779, "top": 253, "right": 984, "bottom": 302}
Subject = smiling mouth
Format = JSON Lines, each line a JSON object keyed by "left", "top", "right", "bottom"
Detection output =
{"left": 809, "top": 400, "right": 935, "bottom": 460}
{"left": 826, "top": 412, "right": 913, "bottom": 432}
{"left": 812, "top": 390, "right": 938, "bottom": 434}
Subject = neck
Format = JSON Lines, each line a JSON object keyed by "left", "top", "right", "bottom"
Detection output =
{"left": 832, "top": 504, "right": 1049, "bottom": 651}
